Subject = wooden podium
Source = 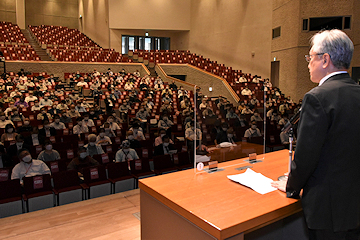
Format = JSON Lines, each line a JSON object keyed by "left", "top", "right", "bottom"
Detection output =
{"left": 139, "top": 150, "right": 306, "bottom": 240}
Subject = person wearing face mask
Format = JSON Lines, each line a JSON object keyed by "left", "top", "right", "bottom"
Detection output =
{"left": 25, "top": 126, "right": 45, "bottom": 146}
{"left": 17, "top": 118, "right": 33, "bottom": 134}
{"left": 11, "top": 149, "right": 51, "bottom": 184}
{"left": 244, "top": 121, "right": 261, "bottom": 139}
{"left": 37, "top": 140, "right": 61, "bottom": 162}
{"left": 56, "top": 100, "right": 69, "bottom": 111}
{"left": 158, "top": 114, "right": 174, "bottom": 136}
{"left": 10, "top": 108, "right": 24, "bottom": 122}
{"left": 250, "top": 111, "right": 263, "bottom": 122}
{"left": 4, "top": 102, "right": 16, "bottom": 117}
{"left": 37, "top": 107, "right": 52, "bottom": 121}
{"left": 1, "top": 123, "right": 18, "bottom": 143}
{"left": 73, "top": 117, "right": 89, "bottom": 135}
{"left": 39, "top": 95, "right": 53, "bottom": 107}
{"left": 96, "top": 128, "right": 112, "bottom": 146}
{"left": 0, "top": 112, "right": 14, "bottom": 129}
{"left": 49, "top": 115, "right": 66, "bottom": 130}
{"left": 67, "top": 105, "right": 81, "bottom": 118}
{"left": 115, "top": 140, "right": 139, "bottom": 163}
{"left": 214, "top": 123, "right": 229, "bottom": 145}
{"left": 128, "top": 122, "right": 145, "bottom": 141}
{"left": 136, "top": 107, "right": 150, "bottom": 122}
{"left": 31, "top": 100, "right": 41, "bottom": 112}
{"left": 39, "top": 119, "right": 57, "bottom": 137}
{"left": 185, "top": 121, "right": 202, "bottom": 149}
{"left": 60, "top": 110, "right": 72, "bottom": 124}
{"left": 82, "top": 113, "right": 95, "bottom": 128}
{"left": 7, "top": 134, "right": 31, "bottom": 159}
{"left": 67, "top": 147, "right": 99, "bottom": 177}
{"left": 105, "top": 116, "right": 120, "bottom": 131}
{"left": 154, "top": 129, "right": 174, "bottom": 147}
{"left": 84, "top": 134, "right": 104, "bottom": 157}
{"left": 154, "top": 135, "right": 176, "bottom": 156}
{"left": 126, "top": 130, "right": 141, "bottom": 149}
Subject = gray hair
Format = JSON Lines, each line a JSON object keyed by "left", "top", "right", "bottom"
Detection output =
{"left": 310, "top": 29, "right": 354, "bottom": 69}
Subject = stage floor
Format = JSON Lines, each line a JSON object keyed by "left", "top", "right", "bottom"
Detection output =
{"left": 0, "top": 189, "right": 141, "bottom": 240}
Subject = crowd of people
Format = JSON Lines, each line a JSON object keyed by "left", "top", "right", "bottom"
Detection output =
{"left": 0, "top": 68, "right": 300, "bottom": 188}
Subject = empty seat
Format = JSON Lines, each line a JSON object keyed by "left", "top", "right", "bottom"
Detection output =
{"left": 52, "top": 170, "right": 83, "bottom": 206}
{"left": 0, "top": 179, "right": 23, "bottom": 217}
{"left": 81, "top": 165, "right": 111, "bottom": 199}
{"left": 107, "top": 162, "right": 135, "bottom": 193}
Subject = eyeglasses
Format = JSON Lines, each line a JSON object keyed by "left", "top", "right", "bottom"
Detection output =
{"left": 305, "top": 53, "right": 325, "bottom": 62}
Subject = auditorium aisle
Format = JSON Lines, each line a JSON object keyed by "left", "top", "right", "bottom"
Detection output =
{"left": 0, "top": 189, "right": 140, "bottom": 240}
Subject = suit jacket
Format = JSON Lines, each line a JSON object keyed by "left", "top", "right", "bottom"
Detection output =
{"left": 154, "top": 143, "right": 175, "bottom": 156}
{"left": 39, "top": 127, "right": 57, "bottom": 137}
{"left": 286, "top": 73, "right": 360, "bottom": 231}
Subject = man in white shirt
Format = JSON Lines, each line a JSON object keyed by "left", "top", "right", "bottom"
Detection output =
{"left": 0, "top": 112, "right": 14, "bottom": 128}
{"left": 50, "top": 115, "right": 66, "bottom": 130}
{"left": 241, "top": 87, "right": 252, "bottom": 96}
{"left": 73, "top": 117, "right": 89, "bottom": 135}
{"left": 25, "top": 91, "right": 38, "bottom": 103}
{"left": 39, "top": 96, "right": 53, "bottom": 107}
{"left": 115, "top": 140, "right": 139, "bottom": 162}
{"left": 11, "top": 149, "right": 51, "bottom": 184}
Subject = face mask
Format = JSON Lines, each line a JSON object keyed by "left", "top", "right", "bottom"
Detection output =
{"left": 227, "top": 134, "right": 234, "bottom": 138}
{"left": 163, "top": 142, "right": 169, "bottom": 147}
{"left": 108, "top": 119, "right": 113, "bottom": 123}
{"left": 16, "top": 142, "right": 23, "bottom": 148}
{"left": 45, "top": 125, "right": 50, "bottom": 129}
{"left": 80, "top": 152, "right": 87, "bottom": 159}
{"left": 0, "top": 116, "right": 5, "bottom": 121}
{"left": 99, "top": 132, "right": 105, "bottom": 137}
{"left": 128, "top": 135, "right": 134, "bottom": 140}
{"left": 22, "top": 155, "right": 32, "bottom": 163}
{"left": 160, "top": 134, "right": 165, "bottom": 138}
{"left": 163, "top": 117, "right": 168, "bottom": 121}
{"left": 7, "top": 128, "right": 13, "bottom": 133}
{"left": 89, "top": 142, "right": 96, "bottom": 146}
{"left": 24, "top": 121, "right": 30, "bottom": 125}
{"left": 222, "top": 128, "right": 227, "bottom": 132}
{"left": 84, "top": 118, "right": 89, "bottom": 121}
{"left": 78, "top": 122, "right": 82, "bottom": 126}
{"left": 55, "top": 119, "right": 60, "bottom": 123}
{"left": 45, "top": 145, "right": 52, "bottom": 150}
{"left": 251, "top": 125, "right": 257, "bottom": 130}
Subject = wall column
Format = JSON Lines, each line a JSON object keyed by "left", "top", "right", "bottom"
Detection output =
{"left": 15, "top": 0, "right": 25, "bottom": 29}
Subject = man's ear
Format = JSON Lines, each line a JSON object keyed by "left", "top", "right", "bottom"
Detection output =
{"left": 323, "top": 53, "right": 331, "bottom": 69}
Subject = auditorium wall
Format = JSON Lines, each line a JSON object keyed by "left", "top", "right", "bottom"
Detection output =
{"left": 0, "top": 0, "right": 17, "bottom": 24}
{"left": 189, "top": 0, "right": 272, "bottom": 83}
{"left": 25, "top": 0, "right": 79, "bottom": 29}
{"left": 272, "top": 0, "right": 359, "bottom": 101}
{"left": 79, "top": 0, "right": 110, "bottom": 49}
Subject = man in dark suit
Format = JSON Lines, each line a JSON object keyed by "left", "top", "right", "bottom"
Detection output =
{"left": 39, "top": 119, "right": 57, "bottom": 137}
{"left": 272, "top": 30, "right": 360, "bottom": 239}
{"left": 154, "top": 135, "right": 176, "bottom": 156}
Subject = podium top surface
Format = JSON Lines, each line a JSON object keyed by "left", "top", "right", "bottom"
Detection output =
{"left": 139, "top": 149, "right": 301, "bottom": 240}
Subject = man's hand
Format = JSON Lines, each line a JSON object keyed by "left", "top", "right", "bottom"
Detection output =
{"left": 271, "top": 180, "right": 287, "bottom": 192}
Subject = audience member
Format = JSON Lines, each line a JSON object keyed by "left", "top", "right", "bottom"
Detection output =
{"left": 37, "top": 140, "right": 61, "bottom": 162}
{"left": 84, "top": 134, "right": 105, "bottom": 156}
{"left": 96, "top": 128, "right": 112, "bottom": 145}
{"left": 73, "top": 117, "right": 89, "bottom": 135}
{"left": 1, "top": 123, "right": 18, "bottom": 143}
{"left": 115, "top": 140, "right": 139, "bottom": 162}
{"left": 67, "top": 147, "right": 99, "bottom": 177}
{"left": 244, "top": 121, "right": 262, "bottom": 138}
{"left": 154, "top": 135, "right": 176, "bottom": 156}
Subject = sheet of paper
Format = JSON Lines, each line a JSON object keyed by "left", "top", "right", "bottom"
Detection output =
{"left": 227, "top": 168, "right": 277, "bottom": 194}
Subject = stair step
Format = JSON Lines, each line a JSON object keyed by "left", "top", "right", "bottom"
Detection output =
{"left": 21, "top": 29, "right": 53, "bottom": 61}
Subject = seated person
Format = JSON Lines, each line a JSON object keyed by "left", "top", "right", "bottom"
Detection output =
{"left": 10, "top": 108, "right": 24, "bottom": 122}
{"left": 105, "top": 116, "right": 121, "bottom": 131}
{"left": 60, "top": 110, "right": 72, "bottom": 123}
{"left": 128, "top": 122, "right": 145, "bottom": 141}
{"left": 244, "top": 121, "right": 262, "bottom": 138}
{"left": 67, "top": 105, "right": 81, "bottom": 118}
{"left": 278, "top": 113, "right": 289, "bottom": 126}
{"left": 215, "top": 123, "right": 229, "bottom": 145}
{"left": 115, "top": 140, "right": 139, "bottom": 162}
{"left": 37, "top": 140, "right": 61, "bottom": 162}
{"left": 25, "top": 126, "right": 45, "bottom": 146}
{"left": 67, "top": 147, "right": 99, "bottom": 177}
{"left": 56, "top": 100, "right": 69, "bottom": 111}
{"left": 154, "top": 135, "right": 176, "bottom": 156}
{"left": 11, "top": 148, "right": 51, "bottom": 184}
{"left": 154, "top": 129, "right": 174, "bottom": 147}
{"left": 73, "top": 117, "right": 89, "bottom": 135}
{"left": 280, "top": 131, "right": 296, "bottom": 150}
{"left": 84, "top": 134, "right": 105, "bottom": 157}
{"left": 250, "top": 111, "right": 263, "bottom": 122}
{"left": 14, "top": 96, "right": 28, "bottom": 108}
{"left": 158, "top": 115, "right": 174, "bottom": 136}
{"left": 39, "top": 96, "right": 53, "bottom": 107}
{"left": 241, "top": 106, "right": 253, "bottom": 115}
{"left": 126, "top": 130, "right": 141, "bottom": 149}
{"left": 83, "top": 113, "right": 95, "bottom": 128}
{"left": 31, "top": 100, "right": 41, "bottom": 111}
{"left": 102, "top": 122, "right": 116, "bottom": 138}
{"left": 185, "top": 121, "right": 202, "bottom": 149}
{"left": 39, "top": 119, "right": 57, "bottom": 137}
{"left": 216, "top": 127, "right": 238, "bottom": 145}
{"left": 1, "top": 124, "right": 18, "bottom": 143}
{"left": 37, "top": 107, "right": 52, "bottom": 121}
{"left": 0, "top": 112, "right": 14, "bottom": 129}
{"left": 7, "top": 134, "right": 31, "bottom": 159}
{"left": 48, "top": 104, "right": 61, "bottom": 116}
{"left": 17, "top": 118, "right": 33, "bottom": 134}
{"left": 96, "top": 128, "right": 113, "bottom": 146}
{"left": 226, "top": 109, "right": 240, "bottom": 120}
{"left": 50, "top": 115, "right": 66, "bottom": 130}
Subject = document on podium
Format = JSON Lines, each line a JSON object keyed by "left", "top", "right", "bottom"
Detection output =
{"left": 227, "top": 168, "right": 277, "bottom": 194}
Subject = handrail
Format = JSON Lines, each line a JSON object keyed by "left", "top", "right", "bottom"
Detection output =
{"left": 155, "top": 64, "right": 197, "bottom": 88}
{"left": 157, "top": 63, "right": 240, "bottom": 102}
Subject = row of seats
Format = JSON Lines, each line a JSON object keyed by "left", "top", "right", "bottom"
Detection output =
{"left": 0, "top": 21, "right": 29, "bottom": 44}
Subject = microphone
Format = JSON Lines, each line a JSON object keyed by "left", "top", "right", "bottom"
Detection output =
{"left": 281, "top": 109, "right": 301, "bottom": 133}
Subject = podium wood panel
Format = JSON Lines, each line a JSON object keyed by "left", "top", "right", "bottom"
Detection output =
{"left": 139, "top": 149, "right": 301, "bottom": 240}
